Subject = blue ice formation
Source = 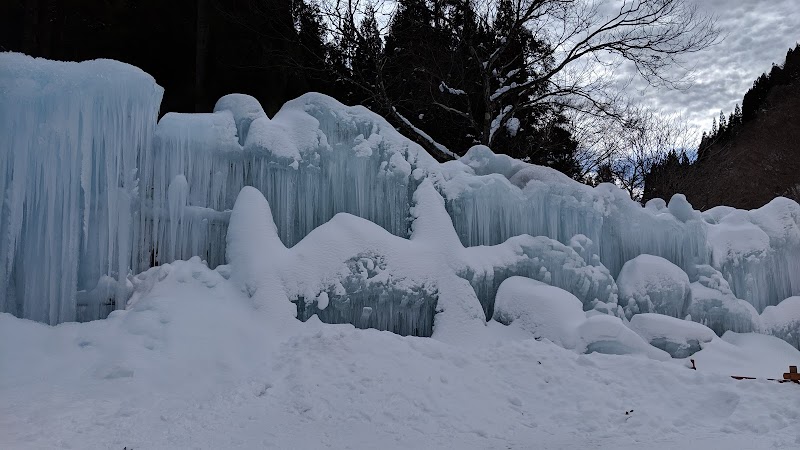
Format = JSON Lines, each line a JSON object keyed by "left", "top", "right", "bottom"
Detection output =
{"left": 1, "top": 53, "right": 799, "bottom": 346}
{"left": 0, "top": 53, "right": 162, "bottom": 324}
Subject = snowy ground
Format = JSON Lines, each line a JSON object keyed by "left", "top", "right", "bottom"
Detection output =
{"left": 2, "top": 259, "right": 799, "bottom": 450}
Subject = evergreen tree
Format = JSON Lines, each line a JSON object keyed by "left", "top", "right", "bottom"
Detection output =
{"left": 352, "top": 6, "right": 383, "bottom": 106}
{"left": 732, "top": 103, "right": 742, "bottom": 127}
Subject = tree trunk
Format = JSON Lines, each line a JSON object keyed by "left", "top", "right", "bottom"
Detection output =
{"left": 386, "top": 107, "right": 455, "bottom": 162}
{"left": 481, "top": 70, "right": 493, "bottom": 147}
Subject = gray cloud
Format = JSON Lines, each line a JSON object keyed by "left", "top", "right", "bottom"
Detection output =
{"left": 623, "top": 0, "right": 800, "bottom": 140}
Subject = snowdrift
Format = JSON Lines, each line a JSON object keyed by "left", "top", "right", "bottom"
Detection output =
{"left": 3, "top": 256, "right": 800, "bottom": 449}
{"left": 1, "top": 53, "right": 800, "bottom": 349}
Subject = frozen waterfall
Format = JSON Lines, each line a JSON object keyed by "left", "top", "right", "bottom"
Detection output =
{"left": 0, "top": 53, "right": 163, "bottom": 324}
{"left": 1, "top": 54, "right": 799, "bottom": 347}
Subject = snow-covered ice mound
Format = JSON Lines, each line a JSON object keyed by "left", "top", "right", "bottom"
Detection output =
{"left": 492, "top": 276, "right": 669, "bottom": 360}
{"left": 628, "top": 314, "right": 716, "bottom": 358}
{"left": 617, "top": 255, "right": 692, "bottom": 319}
{"left": 687, "top": 265, "right": 761, "bottom": 336}
{"left": 576, "top": 314, "right": 671, "bottom": 361}
{"left": 691, "top": 331, "right": 800, "bottom": 379}
{"left": 222, "top": 183, "right": 617, "bottom": 341}
{"left": 761, "top": 296, "right": 800, "bottom": 349}
{"left": 492, "top": 277, "right": 586, "bottom": 348}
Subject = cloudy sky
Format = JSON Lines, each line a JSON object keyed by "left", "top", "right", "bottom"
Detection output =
{"left": 628, "top": 0, "right": 800, "bottom": 137}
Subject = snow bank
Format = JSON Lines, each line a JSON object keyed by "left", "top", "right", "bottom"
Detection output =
{"left": 691, "top": 331, "right": 800, "bottom": 379}
{"left": 4, "top": 264, "right": 800, "bottom": 449}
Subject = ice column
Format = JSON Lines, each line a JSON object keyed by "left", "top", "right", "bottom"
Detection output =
{"left": 0, "top": 53, "right": 163, "bottom": 324}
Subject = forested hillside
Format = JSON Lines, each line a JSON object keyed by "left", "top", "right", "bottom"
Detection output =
{"left": 645, "top": 45, "right": 800, "bottom": 210}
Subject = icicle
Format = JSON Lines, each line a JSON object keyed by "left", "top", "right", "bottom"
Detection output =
{"left": 2, "top": 54, "right": 798, "bottom": 342}
{"left": 0, "top": 53, "right": 162, "bottom": 324}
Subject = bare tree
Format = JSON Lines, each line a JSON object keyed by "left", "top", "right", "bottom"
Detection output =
{"left": 316, "top": 0, "right": 719, "bottom": 161}
{"left": 604, "top": 109, "right": 695, "bottom": 201}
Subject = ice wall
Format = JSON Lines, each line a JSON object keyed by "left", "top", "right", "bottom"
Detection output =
{"left": 144, "top": 92, "right": 798, "bottom": 316}
{"left": 135, "top": 94, "right": 424, "bottom": 274}
{"left": 224, "top": 183, "right": 487, "bottom": 341}
{"left": 0, "top": 53, "right": 162, "bottom": 324}
{"left": 2, "top": 54, "right": 799, "bottom": 340}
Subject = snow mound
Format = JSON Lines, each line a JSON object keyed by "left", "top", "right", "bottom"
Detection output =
{"left": 226, "top": 186, "right": 289, "bottom": 320}
{"left": 628, "top": 313, "right": 716, "bottom": 358}
{"left": 464, "top": 234, "right": 620, "bottom": 319}
{"left": 576, "top": 314, "right": 671, "bottom": 361}
{"left": 691, "top": 331, "right": 800, "bottom": 379}
{"left": 214, "top": 93, "right": 267, "bottom": 145}
{"left": 492, "top": 277, "right": 667, "bottom": 360}
{"left": 617, "top": 255, "right": 691, "bottom": 319}
{"left": 492, "top": 277, "right": 585, "bottom": 348}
